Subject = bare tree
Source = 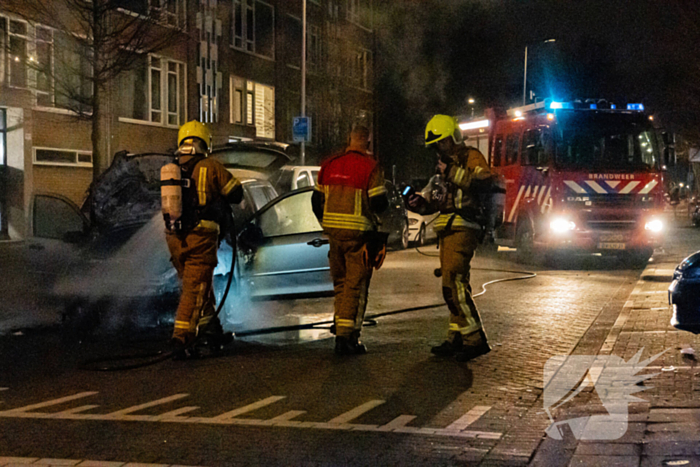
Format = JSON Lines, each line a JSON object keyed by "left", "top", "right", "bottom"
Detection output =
{"left": 3, "top": 0, "right": 186, "bottom": 181}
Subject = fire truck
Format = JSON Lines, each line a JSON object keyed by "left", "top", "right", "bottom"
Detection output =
{"left": 462, "top": 99, "right": 670, "bottom": 262}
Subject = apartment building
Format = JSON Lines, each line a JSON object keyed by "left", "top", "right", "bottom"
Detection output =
{"left": 0, "top": 0, "right": 375, "bottom": 239}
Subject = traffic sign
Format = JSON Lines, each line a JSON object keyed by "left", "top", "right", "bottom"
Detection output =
{"left": 293, "top": 116, "right": 311, "bottom": 143}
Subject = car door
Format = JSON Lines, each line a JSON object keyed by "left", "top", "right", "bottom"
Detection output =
{"left": 17, "top": 194, "right": 89, "bottom": 297}
{"left": 238, "top": 188, "right": 332, "bottom": 297}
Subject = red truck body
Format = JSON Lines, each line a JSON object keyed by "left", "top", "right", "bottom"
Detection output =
{"left": 463, "top": 100, "right": 666, "bottom": 259}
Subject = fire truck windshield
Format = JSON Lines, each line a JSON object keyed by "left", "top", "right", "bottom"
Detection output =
{"left": 554, "top": 112, "right": 660, "bottom": 171}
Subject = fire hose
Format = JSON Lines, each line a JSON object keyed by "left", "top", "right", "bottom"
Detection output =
{"left": 79, "top": 241, "right": 535, "bottom": 371}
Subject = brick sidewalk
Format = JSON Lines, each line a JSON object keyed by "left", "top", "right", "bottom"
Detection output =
{"left": 529, "top": 223, "right": 700, "bottom": 467}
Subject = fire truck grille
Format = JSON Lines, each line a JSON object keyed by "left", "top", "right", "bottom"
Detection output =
{"left": 586, "top": 220, "right": 638, "bottom": 231}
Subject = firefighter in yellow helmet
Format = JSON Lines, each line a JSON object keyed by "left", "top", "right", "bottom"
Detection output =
{"left": 408, "top": 114, "right": 492, "bottom": 362}
{"left": 311, "top": 125, "right": 389, "bottom": 355}
{"left": 162, "top": 120, "right": 243, "bottom": 359}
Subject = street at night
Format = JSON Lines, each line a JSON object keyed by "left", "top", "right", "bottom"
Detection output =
{"left": 0, "top": 215, "right": 698, "bottom": 466}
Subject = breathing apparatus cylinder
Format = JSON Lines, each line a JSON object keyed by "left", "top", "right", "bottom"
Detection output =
{"left": 161, "top": 162, "right": 184, "bottom": 231}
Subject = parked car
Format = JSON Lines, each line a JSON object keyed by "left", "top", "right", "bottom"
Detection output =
{"left": 669, "top": 250, "right": 700, "bottom": 334}
{"left": 232, "top": 187, "right": 332, "bottom": 298}
{"left": 407, "top": 210, "right": 438, "bottom": 246}
{"left": 270, "top": 165, "right": 321, "bottom": 195}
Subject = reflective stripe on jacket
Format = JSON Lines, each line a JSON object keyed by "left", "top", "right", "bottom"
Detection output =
{"left": 316, "top": 150, "right": 386, "bottom": 238}
{"left": 433, "top": 145, "right": 491, "bottom": 233}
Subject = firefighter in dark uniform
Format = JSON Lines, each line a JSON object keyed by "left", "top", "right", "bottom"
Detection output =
{"left": 163, "top": 120, "right": 243, "bottom": 359}
{"left": 312, "top": 125, "right": 388, "bottom": 355}
{"left": 409, "top": 115, "right": 492, "bottom": 362}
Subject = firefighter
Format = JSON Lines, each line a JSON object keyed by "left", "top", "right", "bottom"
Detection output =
{"left": 163, "top": 120, "right": 243, "bottom": 359}
{"left": 311, "top": 125, "right": 388, "bottom": 355}
{"left": 408, "top": 115, "right": 492, "bottom": 362}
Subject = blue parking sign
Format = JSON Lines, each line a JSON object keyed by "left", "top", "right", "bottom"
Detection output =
{"left": 293, "top": 116, "right": 311, "bottom": 143}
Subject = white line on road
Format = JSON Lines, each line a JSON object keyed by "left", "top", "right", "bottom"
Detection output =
{"left": 329, "top": 400, "right": 385, "bottom": 424}
{"left": 445, "top": 405, "right": 491, "bottom": 431}
{"left": 212, "top": 396, "right": 286, "bottom": 421}
{"left": 1, "top": 391, "right": 97, "bottom": 414}
{"left": 107, "top": 394, "right": 189, "bottom": 417}
{"left": 0, "top": 394, "right": 502, "bottom": 440}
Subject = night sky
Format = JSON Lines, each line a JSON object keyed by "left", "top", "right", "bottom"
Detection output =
{"left": 376, "top": 0, "right": 700, "bottom": 180}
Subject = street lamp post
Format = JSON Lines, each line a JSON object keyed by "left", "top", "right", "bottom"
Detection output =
{"left": 468, "top": 97, "right": 475, "bottom": 118}
{"left": 523, "top": 39, "right": 555, "bottom": 106}
{"left": 301, "top": 0, "right": 307, "bottom": 165}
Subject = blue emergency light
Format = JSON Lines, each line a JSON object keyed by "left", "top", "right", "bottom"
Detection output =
{"left": 627, "top": 103, "right": 645, "bottom": 111}
{"left": 547, "top": 101, "right": 573, "bottom": 110}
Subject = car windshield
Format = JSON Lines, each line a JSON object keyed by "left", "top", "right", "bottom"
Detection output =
{"left": 555, "top": 112, "right": 660, "bottom": 171}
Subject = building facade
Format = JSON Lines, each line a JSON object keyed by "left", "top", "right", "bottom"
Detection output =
{"left": 0, "top": 0, "right": 375, "bottom": 239}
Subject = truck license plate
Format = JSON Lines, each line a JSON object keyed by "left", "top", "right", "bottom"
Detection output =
{"left": 599, "top": 234, "right": 625, "bottom": 242}
{"left": 598, "top": 242, "right": 626, "bottom": 250}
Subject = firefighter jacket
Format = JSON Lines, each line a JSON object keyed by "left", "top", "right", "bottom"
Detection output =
{"left": 180, "top": 155, "right": 243, "bottom": 234}
{"left": 312, "top": 150, "right": 388, "bottom": 240}
{"left": 424, "top": 145, "right": 491, "bottom": 233}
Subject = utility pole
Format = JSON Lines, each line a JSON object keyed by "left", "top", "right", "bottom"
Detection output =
{"left": 301, "top": 0, "right": 307, "bottom": 165}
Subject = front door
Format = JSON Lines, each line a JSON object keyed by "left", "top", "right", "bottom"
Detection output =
{"left": 240, "top": 189, "right": 332, "bottom": 297}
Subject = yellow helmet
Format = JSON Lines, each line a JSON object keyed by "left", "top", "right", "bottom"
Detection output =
{"left": 425, "top": 114, "right": 461, "bottom": 147}
{"left": 178, "top": 120, "right": 212, "bottom": 150}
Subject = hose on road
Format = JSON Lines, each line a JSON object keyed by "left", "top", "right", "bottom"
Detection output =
{"left": 79, "top": 245, "right": 536, "bottom": 371}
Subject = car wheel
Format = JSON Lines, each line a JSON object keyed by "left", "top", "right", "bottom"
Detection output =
{"left": 399, "top": 218, "right": 410, "bottom": 250}
{"left": 515, "top": 221, "right": 535, "bottom": 264}
{"left": 416, "top": 224, "right": 426, "bottom": 246}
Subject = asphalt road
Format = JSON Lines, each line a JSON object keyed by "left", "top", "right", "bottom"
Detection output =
{"left": 1, "top": 226, "right": 696, "bottom": 466}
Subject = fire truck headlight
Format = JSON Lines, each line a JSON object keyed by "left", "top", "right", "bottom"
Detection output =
{"left": 645, "top": 219, "right": 663, "bottom": 233}
{"left": 550, "top": 217, "right": 576, "bottom": 233}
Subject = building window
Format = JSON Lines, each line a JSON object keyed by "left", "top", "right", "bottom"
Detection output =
{"left": 230, "top": 75, "right": 274, "bottom": 139}
{"left": 350, "top": 48, "right": 372, "bottom": 90}
{"left": 122, "top": 54, "right": 185, "bottom": 126}
{"left": 286, "top": 15, "right": 302, "bottom": 69}
{"left": 114, "top": 0, "right": 186, "bottom": 28}
{"left": 53, "top": 32, "right": 93, "bottom": 112}
{"left": 307, "top": 25, "right": 320, "bottom": 69}
{"left": 35, "top": 26, "right": 54, "bottom": 107}
{"left": 0, "top": 17, "right": 7, "bottom": 84}
{"left": 347, "top": 0, "right": 371, "bottom": 28}
{"left": 34, "top": 147, "right": 93, "bottom": 167}
{"left": 9, "top": 19, "right": 28, "bottom": 88}
{"left": 230, "top": 76, "right": 244, "bottom": 124}
{"left": 231, "top": 0, "right": 274, "bottom": 59}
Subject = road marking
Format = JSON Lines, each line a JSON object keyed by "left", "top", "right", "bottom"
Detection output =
{"left": 269, "top": 410, "right": 306, "bottom": 422}
{"left": 0, "top": 457, "right": 205, "bottom": 467}
{"left": 107, "top": 394, "right": 189, "bottom": 418}
{"left": 156, "top": 406, "right": 200, "bottom": 419}
{"left": 328, "top": 400, "right": 384, "bottom": 424}
{"left": 445, "top": 405, "right": 491, "bottom": 431}
{"left": 380, "top": 415, "right": 417, "bottom": 430}
{"left": 1, "top": 391, "right": 97, "bottom": 414}
{"left": 212, "top": 396, "right": 286, "bottom": 421}
{"left": 0, "top": 393, "right": 502, "bottom": 440}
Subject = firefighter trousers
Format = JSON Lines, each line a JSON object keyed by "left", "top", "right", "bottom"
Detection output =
{"left": 166, "top": 229, "right": 223, "bottom": 344}
{"left": 439, "top": 228, "right": 487, "bottom": 345}
{"left": 328, "top": 236, "right": 373, "bottom": 338}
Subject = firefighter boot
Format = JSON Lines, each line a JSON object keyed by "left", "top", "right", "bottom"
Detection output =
{"left": 170, "top": 337, "right": 200, "bottom": 361}
{"left": 431, "top": 333, "right": 463, "bottom": 357}
{"left": 455, "top": 330, "right": 491, "bottom": 362}
{"left": 334, "top": 335, "right": 367, "bottom": 356}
